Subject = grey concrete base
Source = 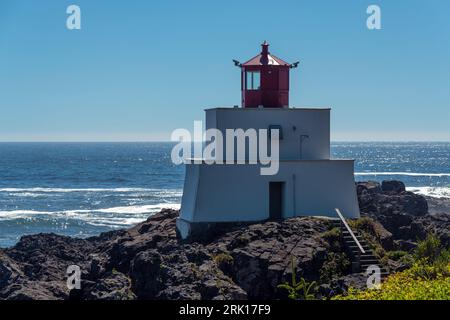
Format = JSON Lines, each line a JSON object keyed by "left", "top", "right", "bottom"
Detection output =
{"left": 176, "top": 218, "right": 258, "bottom": 243}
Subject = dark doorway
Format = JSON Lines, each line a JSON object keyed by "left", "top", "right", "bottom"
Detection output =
{"left": 269, "top": 182, "right": 284, "bottom": 220}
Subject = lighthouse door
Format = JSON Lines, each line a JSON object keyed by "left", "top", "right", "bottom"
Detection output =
{"left": 269, "top": 182, "right": 284, "bottom": 220}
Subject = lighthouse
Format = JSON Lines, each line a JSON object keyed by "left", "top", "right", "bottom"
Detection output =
{"left": 177, "top": 42, "right": 360, "bottom": 240}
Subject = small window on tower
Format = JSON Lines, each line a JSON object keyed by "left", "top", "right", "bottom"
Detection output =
{"left": 246, "top": 71, "right": 260, "bottom": 90}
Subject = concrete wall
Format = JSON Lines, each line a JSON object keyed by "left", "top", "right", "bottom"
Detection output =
{"left": 205, "top": 108, "right": 331, "bottom": 160}
{"left": 179, "top": 160, "right": 360, "bottom": 223}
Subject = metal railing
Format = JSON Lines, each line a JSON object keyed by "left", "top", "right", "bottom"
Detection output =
{"left": 335, "top": 208, "right": 365, "bottom": 254}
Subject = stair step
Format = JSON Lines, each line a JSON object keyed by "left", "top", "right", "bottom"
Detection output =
{"left": 361, "top": 264, "right": 382, "bottom": 269}
{"left": 343, "top": 236, "right": 364, "bottom": 241}
{"left": 359, "top": 258, "right": 380, "bottom": 263}
{"left": 351, "top": 251, "right": 373, "bottom": 256}
{"left": 360, "top": 254, "right": 377, "bottom": 258}
{"left": 342, "top": 232, "right": 363, "bottom": 236}
{"left": 348, "top": 243, "right": 369, "bottom": 247}
{"left": 342, "top": 231, "right": 360, "bottom": 235}
{"left": 359, "top": 257, "right": 379, "bottom": 262}
{"left": 349, "top": 246, "right": 371, "bottom": 250}
{"left": 343, "top": 235, "right": 364, "bottom": 241}
{"left": 348, "top": 246, "right": 370, "bottom": 251}
{"left": 360, "top": 260, "right": 379, "bottom": 264}
{"left": 347, "top": 243, "right": 369, "bottom": 248}
{"left": 345, "top": 240, "right": 366, "bottom": 244}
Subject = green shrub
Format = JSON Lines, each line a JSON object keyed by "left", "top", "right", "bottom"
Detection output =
{"left": 407, "top": 259, "right": 449, "bottom": 280}
{"left": 333, "top": 234, "right": 450, "bottom": 300}
{"left": 385, "top": 250, "right": 414, "bottom": 267}
{"left": 415, "top": 234, "right": 445, "bottom": 263}
{"left": 277, "top": 257, "right": 317, "bottom": 300}
{"left": 321, "top": 227, "right": 340, "bottom": 241}
{"left": 321, "top": 227, "right": 342, "bottom": 252}
{"left": 332, "top": 261, "right": 450, "bottom": 300}
{"left": 349, "top": 217, "right": 377, "bottom": 233}
{"left": 319, "top": 252, "right": 350, "bottom": 283}
{"left": 386, "top": 250, "right": 408, "bottom": 261}
{"left": 214, "top": 253, "right": 234, "bottom": 273}
{"left": 349, "top": 217, "right": 387, "bottom": 262}
{"left": 399, "top": 254, "right": 415, "bottom": 268}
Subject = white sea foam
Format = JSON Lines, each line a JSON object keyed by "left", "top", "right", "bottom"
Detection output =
{"left": 0, "top": 187, "right": 182, "bottom": 194}
{"left": 0, "top": 210, "right": 50, "bottom": 217}
{"left": 355, "top": 172, "right": 450, "bottom": 177}
{"left": 406, "top": 187, "right": 450, "bottom": 199}
{"left": 0, "top": 203, "right": 181, "bottom": 224}
{"left": 91, "top": 203, "right": 180, "bottom": 214}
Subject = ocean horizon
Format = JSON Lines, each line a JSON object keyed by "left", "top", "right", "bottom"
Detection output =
{"left": 0, "top": 141, "right": 449, "bottom": 248}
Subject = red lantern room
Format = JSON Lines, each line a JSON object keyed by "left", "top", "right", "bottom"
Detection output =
{"left": 234, "top": 41, "right": 299, "bottom": 108}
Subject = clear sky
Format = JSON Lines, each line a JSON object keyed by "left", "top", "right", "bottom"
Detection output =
{"left": 1, "top": 0, "right": 449, "bottom": 141}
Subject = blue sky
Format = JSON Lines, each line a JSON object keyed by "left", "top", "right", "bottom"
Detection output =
{"left": 0, "top": 0, "right": 449, "bottom": 141}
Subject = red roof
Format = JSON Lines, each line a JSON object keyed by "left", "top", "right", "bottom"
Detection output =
{"left": 242, "top": 42, "right": 290, "bottom": 66}
{"left": 242, "top": 53, "right": 290, "bottom": 66}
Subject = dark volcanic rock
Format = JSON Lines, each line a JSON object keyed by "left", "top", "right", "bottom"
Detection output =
{"left": 318, "top": 273, "right": 368, "bottom": 299}
{"left": 0, "top": 208, "right": 328, "bottom": 300}
{"left": 357, "top": 180, "right": 449, "bottom": 252}
{"left": 356, "top": 180, "right": 430, "bottom": 242}
{"left": 382, "top": 180, "right": 406, "bottom": 194}
{"left": 357, "top": 181, "right": 428, "bottom": 217}
{"left": 130, "top": 250, "right": 163, "bottom": 299}
{"left": 394, "top": 239, "right": 418, "bottom": 252}
{"left": 416, "top": 213, "right": 450, "bottom": 247}
{"left": 207, "top": 219, "right": 329, "bottom": 299}
{"left": 357, "top": 181, "right": 382, "bottom": 195}
{"left": 0, "top": 182, "right": 448, "bottom": 300}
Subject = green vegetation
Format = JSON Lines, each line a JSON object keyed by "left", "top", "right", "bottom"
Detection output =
{"left": 321, "top": 227, "right": 341, "bottom": 251}
{"left": 333, "top": 234, "right": 450, "bottom": 300}
{"left": 214, "top": 253, "right": 234, "bottom": 265}
{"left": 319, "top": 226, "right": 351, "bottom": 282}
{"left": 415, "top": 233, "right": 448, "bottom": 264}
{"left": 333, "top": 262, "right": 449, "bottom": 300}
{"left": 277, "top": 257, "right": 317, "bottom": 300}
{"left": 348, "top": 217, "right": 388, "bottom": 264}
{"left": 319, "top": 252, "right": 350, "bottom": 283}
{"left": 386, "top": 250, "right": 415, "bottom": 268}
{"left": 213, "top": 253, "right": 234, "bottom": 272}
{"left": 385, "top": 250, "right": 408, "bottom": 261}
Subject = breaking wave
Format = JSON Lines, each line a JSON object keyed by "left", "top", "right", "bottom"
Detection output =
{"left": 355, "top": 172, "right": 450, "bottom": 177}
{"left": 405, "top": 187, "right": 450, "bottom": 199}
{"left": 0, "top": 187, "right": 179, "bottom": 193}
{"left": 0, "top": 203, "right": 181, "bottom": 226}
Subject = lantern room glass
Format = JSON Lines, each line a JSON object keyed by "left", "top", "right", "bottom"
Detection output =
{"left": 246, "top": 71, "right": 260, "bottom": 90}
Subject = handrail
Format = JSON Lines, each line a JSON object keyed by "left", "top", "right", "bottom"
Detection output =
{"left": 335, "top": 208, "right": 365, "bottom": 254}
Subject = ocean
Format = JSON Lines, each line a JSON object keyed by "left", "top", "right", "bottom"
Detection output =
{"left": 0, "top": 142, "right": 449, "bottom": 247}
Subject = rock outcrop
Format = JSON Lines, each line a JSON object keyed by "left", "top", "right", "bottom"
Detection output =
{"left": 0, "top": 210, "right": 332, "bottom": 300}
{"left": 356, "top": 180, "right": 449, "bottom": 248}
{"left": 0, "top": 180, "right": 448, "bottom": 300}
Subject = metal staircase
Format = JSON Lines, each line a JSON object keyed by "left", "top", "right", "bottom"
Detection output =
{"left": 332, "top": 210, "right": 389, "bottom": 280}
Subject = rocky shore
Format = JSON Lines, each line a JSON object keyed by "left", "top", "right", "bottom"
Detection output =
{"left": 0, "top": 180, "right": 448, "bottom": 300}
